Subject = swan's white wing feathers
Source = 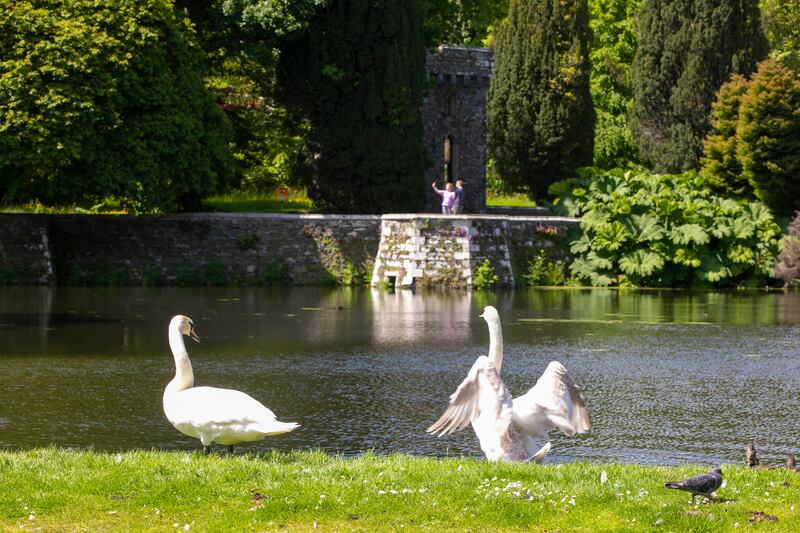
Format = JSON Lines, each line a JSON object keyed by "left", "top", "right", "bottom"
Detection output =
{"left": 427, "top": 356, "right": 511, "bottom": 436}
{"left": 166, "top": 386, "right": 299, "bottom": 440}
{"left": 171, "top": 386, "right": 277, "bottom": 423}
{"left": 512, "top": 361, "right": 590, "bottom": 438}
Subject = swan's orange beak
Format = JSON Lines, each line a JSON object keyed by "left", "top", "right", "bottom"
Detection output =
{"left": 189, "top": 324, "right": 200, "bottom": 343}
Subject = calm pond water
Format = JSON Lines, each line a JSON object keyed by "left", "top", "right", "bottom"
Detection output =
{"left": 1, "top": 286, "right": 799, "bottom": 466}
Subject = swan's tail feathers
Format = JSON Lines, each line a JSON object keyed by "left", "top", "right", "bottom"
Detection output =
{"left": 258, "top": 421, "right": 300, "bottom": 436}
{"left": 529, "top": 441, "right": 552, "bottom": 464}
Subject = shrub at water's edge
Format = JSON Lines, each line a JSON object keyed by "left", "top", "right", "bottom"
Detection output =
{"left": 775, "top": 211, "right": 800, "bottom": 287}
{"left": 550, "top": 168, "right": 782, "bottom": 288}
{"left": 2, "top": 448, "right": 799, "bottom": 531}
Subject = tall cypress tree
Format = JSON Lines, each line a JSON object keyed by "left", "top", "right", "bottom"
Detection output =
{"left": 279, "top": 0, "right": 426, "bottom": 213}
{"left": 487, "top": 0, "right": 593, "bottom": 199}
{"left": 630, "top": 0, "right": 767, "bottom": 173}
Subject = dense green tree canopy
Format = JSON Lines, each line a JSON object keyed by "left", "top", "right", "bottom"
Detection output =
{"left": 0, "top": 0, "right": 233, "bottom": 212}
{"left": 701, "top": 74, "right": 751, "bottom": 196}
{"left": 417, "top": 0, "right": 507, "bottom": 47}
{"left": 588, "top": 0, "right": 643, "bottom": 169}
{"left": 630, "top": 0, "right": 766, "bottom": 173}
{"left": 760, "top": 0, "right": 800, "bottom": 72}
{"left": 737, "top": 59, "right": 800, "bottom": 217}
{"left": 279, "top": 0, "right": 427, "bottom": 213}
{"left": 172, "top": 0, "right": 325, "bottom": 193}
{"left": 487, "top": 0, "right": 594, "bottom": 199}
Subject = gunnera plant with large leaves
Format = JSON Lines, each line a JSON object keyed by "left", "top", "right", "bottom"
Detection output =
{"left": 550, "top": 168, "right": 781, "bottom": 287}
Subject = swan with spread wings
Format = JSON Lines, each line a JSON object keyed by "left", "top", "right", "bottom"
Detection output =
{"left": 427, "top": 306, "right": 589, "bottom": 462}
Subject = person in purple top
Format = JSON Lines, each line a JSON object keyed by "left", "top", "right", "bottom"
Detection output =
{"left": 432, "top": 181, "right": 456, "bottom": 214}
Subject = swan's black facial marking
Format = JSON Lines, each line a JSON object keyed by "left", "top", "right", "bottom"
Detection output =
{"left": 188, "top": 321, "right": 200, "bottom": 343}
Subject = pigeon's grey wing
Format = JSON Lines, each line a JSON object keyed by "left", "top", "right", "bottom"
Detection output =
{"left": 513, "top": 361, "right": 590, "bottom": 437}
{"left": 427, "top": 356, "right": 508, "bottom": 436}
{"left": 683, "top": 473, "right": 721, "bottom": 494}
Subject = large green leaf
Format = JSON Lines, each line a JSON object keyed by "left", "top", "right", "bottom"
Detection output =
{"left": 594, "top": 221, "right": 628, "bottom": 251}
{"left": 727, "top": 244, "right": 754, "bottom": 264}
{"left": 570, "top": 234, "right": 591, "bottom": 254}
{"left": 626, "top": 214, "right": 665, "bottom": 243}
{"left": 674, "top": 248, "right": 702, "bottom": 268}
{"left": 619, "top": 249, "right": 665, "bottom": 277}
{"left": 729, "top": 218, "right": 755, "bottom": 240}
{"left": 669, "top": 223, "right": 709, "bottom": 246}
{"left": 581, "top": 209, "right": 610, "bottom": 231}
{"left": 700, "top": 255, "right": 730, "bottom": 283}
{"left": 586, "top": 251, "right": 614, "bottom": 270}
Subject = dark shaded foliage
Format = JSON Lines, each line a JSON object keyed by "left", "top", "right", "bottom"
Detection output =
{"left": 630, "top": 0, "right": 767, "bottom": 173}
{"left": 487, "top": 0, "right": 594, "bottom": 199}
{"left": 279, "top": 0, "right": 427, "bottom": 213}
{"left": 417, "top": 0, "right": 507, "bottom": 47}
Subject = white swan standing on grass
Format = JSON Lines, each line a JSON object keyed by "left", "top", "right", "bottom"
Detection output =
{"left": 163, "top": 315, "right": 299, "bottom": 454}
{"left": 427, "top": 306, "right": 590, "bottom": 462}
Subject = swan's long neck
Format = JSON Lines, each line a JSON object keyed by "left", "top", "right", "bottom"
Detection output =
{"left": 167, "top": 325, "right": 194, "bottom": 393}
{"left": 486, "top": 315, "right": 504, "bottom": 373}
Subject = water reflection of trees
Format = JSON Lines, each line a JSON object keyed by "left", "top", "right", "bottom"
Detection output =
{"left": 516, "top": 288, "right": 788, "bottom": 325}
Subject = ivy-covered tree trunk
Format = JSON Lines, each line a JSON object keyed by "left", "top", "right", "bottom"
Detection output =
{"left": 630, "top": 0, "right": 767, "bottom": 173}
{"left": 279, "top": 0, "right": 426, "bottom": 214}
{"left": 487, "top": 0, "right": 594, "bottom": 199}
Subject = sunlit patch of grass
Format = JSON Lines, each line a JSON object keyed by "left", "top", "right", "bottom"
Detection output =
{"left": 2, "top": 448, "right": 799, "bottom": 531}
{"left": 203, "top": 190, "right": 314, "bottom": 213}
{"left": 0, "top": 199, "right": 127, "bottom": 214}
{"left": 486, "top": 192, "right": 537, "bottom": 207}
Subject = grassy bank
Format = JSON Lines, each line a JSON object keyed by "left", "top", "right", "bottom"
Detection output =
{"left": 1, "top": 449, "right": 798, "bottom": 531}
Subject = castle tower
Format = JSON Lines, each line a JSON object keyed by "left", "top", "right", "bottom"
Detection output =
{"left": 422, "top": 45, "right": 493, "bottom": 214}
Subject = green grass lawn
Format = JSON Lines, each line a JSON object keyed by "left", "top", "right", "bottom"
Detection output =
{"left": 0, "top": 199, "right": 127, "bottom": 214}
{"left": 486, "top": 192, "right": 538, "bottom": 208}
{"left": 2, "top": 448, "right": 798, "bottom": 531}
{"left": 3, "top": 190, "right": 535, "bottom": 214}
{"left": 0, "top": 191, "right": 315, "bottom": 215}
{"left": 203, "top": 191, "right": 314, "bottom": 214}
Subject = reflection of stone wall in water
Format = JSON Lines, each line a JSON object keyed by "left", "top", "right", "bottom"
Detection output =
{"left": 370, "top": 214, "right": 578, "bottom": 288}
{"left": 423, "top": 46, "right": 492, "bottom": 214}
{"left": 370, "top": 288, "right": 472, "bottom": 345}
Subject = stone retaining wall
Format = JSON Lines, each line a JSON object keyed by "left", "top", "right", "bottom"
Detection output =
{"left": 0, "top": 213, "right": 577, "bottom": 287}
{"left": 0, "top": 213, "right": 381, "bottom": 286}
{"left": 0, "top": 214, "right": 53, "bottom": 284}
{"left": 370, "top": 214, "right": 578, "bottom": 288}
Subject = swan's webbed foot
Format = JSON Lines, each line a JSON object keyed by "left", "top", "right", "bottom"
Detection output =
{"left": 202, "top": 445, "right": 211, "bottom": 455}
{"left": 227, "top": 445, "right": 234, "bottom": 455}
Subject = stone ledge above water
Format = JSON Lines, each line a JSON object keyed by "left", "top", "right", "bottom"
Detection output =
{"left": 371, "top": 214, "right": 578, "bottom": 288}
{"left": 0, "top": 213, "right": 577, "bottom": 287}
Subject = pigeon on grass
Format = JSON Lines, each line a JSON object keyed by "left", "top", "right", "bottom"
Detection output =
{"left": 665, "top": 468, "right": 723, "bottom": 503}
